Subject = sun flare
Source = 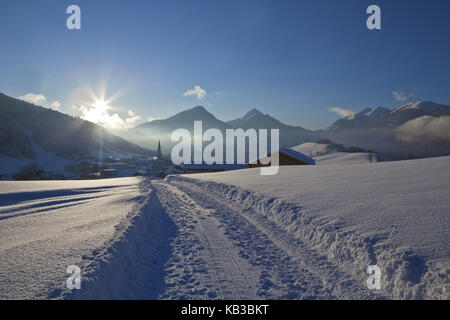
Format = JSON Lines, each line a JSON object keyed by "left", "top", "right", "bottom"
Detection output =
{"left": 93, "top": 99, "right": 109, "bottom": 111}
{"left": 72, "top": 88, "right": 140, "bottom": 131}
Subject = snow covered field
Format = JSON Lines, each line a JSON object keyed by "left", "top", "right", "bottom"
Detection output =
{"left": 171, "top": 156, "right": 450, "bottom": 299}
{"left": 1, "top": 156, "right": 449, "bottom": 299}
{"left": 0, "top": 177, "right": 148, "bottom": 299}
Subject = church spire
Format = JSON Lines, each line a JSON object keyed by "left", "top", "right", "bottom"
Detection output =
{"left": 156, "top": 140, "right": 162, "bottom": 159}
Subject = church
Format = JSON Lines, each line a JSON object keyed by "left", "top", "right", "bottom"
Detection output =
{"left": 153, "top": 140, "right": 163, "bottom": 161}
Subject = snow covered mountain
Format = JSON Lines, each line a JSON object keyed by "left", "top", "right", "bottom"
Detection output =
{"left": 391, "top": 101, "right": 446, "bottom": 114}
{"left": 374, "top": 101, "right": 447, "bottom": 128}
{"left": 328, "top": 101, "right": 447, "bottom": 131}
{"left": 125, "top": 102, "right": 450, "bottom": 159}
{"left": 324, "top": 101, "right": 450, "bottom": 158}
{"left": 327, "top": 106, "right": 391, "bottom": 131}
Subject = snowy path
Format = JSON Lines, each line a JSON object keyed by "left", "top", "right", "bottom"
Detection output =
{"left": 153, "top": 181, "right": 259, "bottom": 299}
{"left": 153, "top": 180, "right": 378, "bottom": 299}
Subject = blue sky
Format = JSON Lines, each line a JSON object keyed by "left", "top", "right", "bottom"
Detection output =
{"left": 1, "top": 0, "right": 450, "bottom": 130}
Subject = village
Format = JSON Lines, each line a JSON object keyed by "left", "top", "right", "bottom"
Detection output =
{"left": 61, "top": 139, "right": 320, "bottom": 180}
{"left": 63, "top": 141, "right": 181, "bottom": 179}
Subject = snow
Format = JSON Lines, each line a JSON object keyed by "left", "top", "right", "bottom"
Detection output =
{"left": 291, "top": 142, "right": 329, "bottom": 157}
{"left": 1, "top": 156, "right": 448, "bottom": 299}
{"left": 344, "top": 113, "right": 356, "bottom": 120}
{"left": 391, "top": 101, "right": 446, "bottom": 114}
{"left": 170, "top": 156, "right": 450, "bottom": 299}
{"left": 0, "top": 177, "right": 145, "bottom": 299}
{"left": 0, "top": 146, "right": 77, "bottom": 178}
{"left": 314, "top": 151, "right": 374, "bottom": 165}
{"left": 291, "top": 142, "right": 373, "bottom": 165}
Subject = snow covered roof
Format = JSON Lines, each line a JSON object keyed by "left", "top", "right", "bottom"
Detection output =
{"left": 248, "top": 148, "right": 316, "bottom": 165}
{"left": 279, "top": 148, "right": 316, "bottom": 165}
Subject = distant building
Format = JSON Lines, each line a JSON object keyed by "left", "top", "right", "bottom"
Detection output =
{"left": 247, "top": 148, "right": 315, "bottom": 168}
{"left": 151, "top": 140, "right": 172, "bottom": 174}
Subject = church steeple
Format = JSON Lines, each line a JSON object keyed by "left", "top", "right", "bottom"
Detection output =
{"left": 156, "top": 140, "right": 162, "bottom": 159}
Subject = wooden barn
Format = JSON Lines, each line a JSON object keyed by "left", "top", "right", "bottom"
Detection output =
{"left": 247, "top": 148, "right": 315, "bottom": 168}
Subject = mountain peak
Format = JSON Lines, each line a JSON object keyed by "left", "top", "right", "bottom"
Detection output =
{"left": 243, "top": 108, "right": 265, "bottom": 120}
{"left": 392, "top": 101, "right": 445, "bottom": 114}
{"left": 189, "top": 105, "right": 208, "bottom": 113}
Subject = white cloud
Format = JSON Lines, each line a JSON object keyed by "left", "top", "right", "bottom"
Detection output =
{"left": 328, "top": 107, "right": 355, "bottom": 118}
{"left": 74, "top": 105, "right": 141, "bottom": 130}
{"left": 18, "top": 93, "right": 61, "bottom": 110}
{"left": 18, "top": 93, "right": 46, "bottom": 104}
{"left": 393, "top": 90, "right": 414, "bottom": 102}
{"left": 147, "top": 116, "right": 160, "bottom": 122}
{"left": 396, "top": 116, "right": 450, "bottom": 142}
{"left": 183, "top": 85, "right": 207, "bottom": 100}
{"left": 125, "top": 110, "right": 141, "bottom": 127}
{"left": 50, "top": 100, "right": 61, "bottom": 109}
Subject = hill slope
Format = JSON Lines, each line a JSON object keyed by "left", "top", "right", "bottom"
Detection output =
{"left": 291, "top": 142, "right": 375, "bottom": 165}
{"left": 0, "top": 93, "right": 152, "bottom": 160}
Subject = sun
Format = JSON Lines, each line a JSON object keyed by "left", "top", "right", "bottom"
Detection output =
{"left": 79, "top": 99, "right": 112, "bottom": 126}
{"left": 93, "top": 99, "right": 109, "bottom": 111}
{"left": 72, "top": 84, "right": 134, "bottom": 130}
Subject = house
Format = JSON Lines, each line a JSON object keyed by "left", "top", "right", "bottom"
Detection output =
{"left": 247, "top": 148, "right": 315, "bottom": 168}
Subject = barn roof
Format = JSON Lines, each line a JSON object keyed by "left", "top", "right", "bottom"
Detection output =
{"left": 279, "top": 148, "right": 316, "bottom": 165}
{"left": 248, "top": 148, "right": 316, "bottom": 165}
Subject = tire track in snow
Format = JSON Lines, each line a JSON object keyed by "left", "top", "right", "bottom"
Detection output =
{"left": 153, "top": 181, "right": 259, "bottom": 299}
{"left": 155, "top": 180, "right": 349, "bottom": 299}
{"left": 169, "top": 179, "right": 379, "bottom": 299}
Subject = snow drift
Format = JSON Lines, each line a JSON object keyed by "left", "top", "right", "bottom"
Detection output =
{"left": 65, "top": 183, "right": 175, "bottom": 299}
{"left": 0, "top": 177, "right": 174, "bottom": 299}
